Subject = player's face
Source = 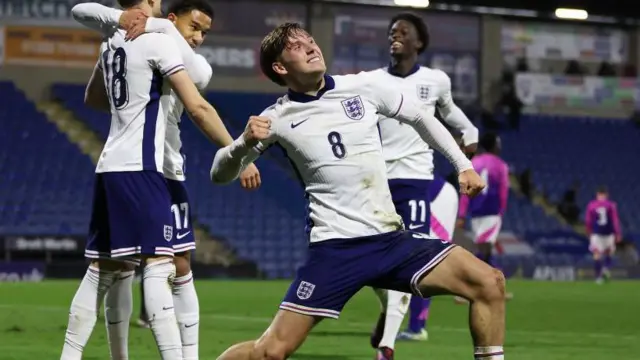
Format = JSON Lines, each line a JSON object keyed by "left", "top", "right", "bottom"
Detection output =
{"left": 276, "top": 30, "right": 326, "bottom": 82}
{"left": 169, "top": 10, "right": 212, "bottom": 49}
{"left": 388, "top": 19, "right": 422, "bottom": 57}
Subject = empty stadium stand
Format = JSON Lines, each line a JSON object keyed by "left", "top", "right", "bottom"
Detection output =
{"left": 0, "top": 81, "right": 94, "bottom": 236}
{"left": 500, "top": 115, "right": 640, "bottom": 238}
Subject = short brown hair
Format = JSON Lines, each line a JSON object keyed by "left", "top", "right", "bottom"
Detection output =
{"left": 260, "top": 22, "right": 307, "bottom": 86}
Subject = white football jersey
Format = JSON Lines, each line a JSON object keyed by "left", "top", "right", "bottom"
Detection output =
{"left": 164, "top": 53, "right": 212, "bottom": 181}
{"left": 96, "top": 30, "right": 184, "bottom": 173}
{"left": 372, "top": 65, "right": 460, "bottom": 180}
{"left": 254, "top": 73, "right": 408, "bottom": 242}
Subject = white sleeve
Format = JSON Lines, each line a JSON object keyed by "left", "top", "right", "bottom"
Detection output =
{"left": 71, "top": 3, "right": 122, "bottom": 34}
{"left": 193, "top": 54, "right": 213, "bottom": 90}
{"left": 369, "top": 76, "right": 473, "bottom": 173}
{"left": 435, "top": 71, "right": 479, "bottom": 146}
{"left": 210, "top": 108, "right": 278, "bottom": 184}
{"left": 146, "top": 34, "right": 185, "bottom": 77}
{"left": 144, "top": 18, "right": 204, "bottom": 86}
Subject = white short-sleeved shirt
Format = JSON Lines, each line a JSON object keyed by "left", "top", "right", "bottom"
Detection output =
{"left": 96, "top": 30, "right": 184, "bottom": 174}
{"left": 372, "top": 65, "right": 455, "bottom": 180}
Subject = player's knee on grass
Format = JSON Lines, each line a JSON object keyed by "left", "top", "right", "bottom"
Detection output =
{"left": 174, "top": 251, "right": 191, "bottom": 277}
{"left": 252, "top": 310, "right": 318, "bottom": 360}
{"left": 253, "top": 339, "right": 289, "bottom": 360}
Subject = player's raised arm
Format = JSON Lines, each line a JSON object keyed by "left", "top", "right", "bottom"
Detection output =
{"left": 368, "top": 76, "right": 484, "bottom": 194}
{"left": 71, "top": 2, "right": 127, "bottom": 34}
{"left": 435, "top": 71, "right": 479, "bottom": 154}
{"left": 84, "top": 61, "right": 110, "bottom": 112}
{"left": 210, "top": 113, "right": 275, "bottom": 184}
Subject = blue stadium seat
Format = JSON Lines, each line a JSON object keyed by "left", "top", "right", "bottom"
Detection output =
{"left": 499, "top": 115, "right": 640, "bottom": 235}
{"left": 0, "top": 82, "right": 94, "bottom": 236}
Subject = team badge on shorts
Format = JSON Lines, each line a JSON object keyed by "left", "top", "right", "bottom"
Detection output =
{"left": 341, "top": 96, "right": 365, "bottom": 120}
{"left": 163, "top": 225, "right": 173, "bottom": 242}
{"left": 417, "top": 85, "right": 430, "bottom": 101}
{"left": 296, "top": 281, "right": 316, "bottom": 300}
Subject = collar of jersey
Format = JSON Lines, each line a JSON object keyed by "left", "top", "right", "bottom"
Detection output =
{"left": 387, "top": 63, "right": 420, "bottom": 78}
{"left": 287, "top": 75, "right": 335, "bottom": 103}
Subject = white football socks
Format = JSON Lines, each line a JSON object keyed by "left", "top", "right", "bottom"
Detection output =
{"left": 104, "top": 270, "right": 134, "bottom": 360}
{"left": 373, "top": 287, "right": 388, "bottom": 309}
{"left": 60, "top": 266, "right": 117, "bottom": 360}
{"left": 143, "top": 259, "right": 183, "bottom": 360}
{"left": 173, "top": 271, "right": 200, "bottom": 360}
{"left": 379, "top": 290, "right": 411, "bottom": 349}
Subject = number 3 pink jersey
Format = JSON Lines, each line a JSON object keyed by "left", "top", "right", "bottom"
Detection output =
{"left": 458, "top": 153, "right": 509, "bottom": 218}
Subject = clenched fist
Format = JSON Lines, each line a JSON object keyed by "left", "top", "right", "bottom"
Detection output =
{"left": 239, "top": 163, "right": 261, "bottom": 191}
{"left": 243, "top": 116, "right": 271, "bottom": 147}
{"left": 458, "top": 169, "right": 485, "bottom": 197}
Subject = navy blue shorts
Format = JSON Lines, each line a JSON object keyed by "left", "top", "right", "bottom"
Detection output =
{"left": 166, "top": 179, "right": 195, "bottom": 253}
{"left": 280, "top": 230, "right": 455, "bottom": 319}
{"left": 85, "top": 171, "right": 174, "bottom": 262}
{"left": 388, "top": 179, "right": 432, "bottom": 233}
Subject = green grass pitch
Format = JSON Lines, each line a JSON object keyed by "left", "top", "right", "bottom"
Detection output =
{"left": 0, "top": 280, "right": 637, "bottom": 359}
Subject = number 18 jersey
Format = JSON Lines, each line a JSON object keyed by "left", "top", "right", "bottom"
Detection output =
{"left": 95, "top": 30, "right": 185, "bottom": 174}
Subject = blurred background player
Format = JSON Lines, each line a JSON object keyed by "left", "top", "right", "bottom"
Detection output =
{"left": 369, "top": 12, "right": 479, "bottom": 350}
{"left": 585, "top": 187, "right": 622, "bottom": 284}
{"left": 457, "top": 132, "right": 512, "bottom": 302}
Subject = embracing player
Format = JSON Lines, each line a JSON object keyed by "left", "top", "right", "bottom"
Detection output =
{"left": 585, "top": 187, "right": 622, "bottom": 284}
{"left": 367, "top": 13, "right": 478, "bottom": 351}
{"left": 61, "top": 1, "right": 258, "bottom": 359}
{"left": 211, "top": 23, "right": 506, "bottom": 360}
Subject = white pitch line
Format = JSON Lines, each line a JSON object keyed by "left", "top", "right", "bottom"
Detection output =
{"left": 0, "top": 303, "right": 636, "bottom": 341}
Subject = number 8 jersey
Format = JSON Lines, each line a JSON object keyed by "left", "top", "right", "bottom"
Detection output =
{"left": 252, "top": 73, "right": 409, "bottom": 243}
{"left": 96, "top": 29, "right": 185, "bottom": 174}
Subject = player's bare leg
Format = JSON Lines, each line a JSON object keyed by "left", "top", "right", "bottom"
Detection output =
{"left": 217, "top": 310, "right": 320, "bottom": 360}
{"left": 60, "top": 259, "right": 129, "bottom": 360}
{"left": 418, "top": 246, "right": 506, "bottom": 360}
{"left": 173, "top": 251, "right": 200, "bottom": 359}
{"left": 103, "top": 262, "right": 136, "bottom": 360}
{"left": 143, "top": 255, "right": 183, "bottom": 360}
{"left": 455, "top": 242, "right": 511, "bottom": 304}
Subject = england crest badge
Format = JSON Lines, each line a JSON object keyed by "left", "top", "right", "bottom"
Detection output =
{"left": 163, "top": 225, "right": 173, "bottom": 242}
{"left": 417, "top": 85, "right": 430, "bottom": 101}
{"left": 341, "top": 96, "right": 365, "bottom": 120}
{"left": 296, "top": 281, "right": 316, "bottom": 300}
